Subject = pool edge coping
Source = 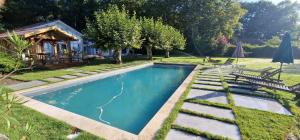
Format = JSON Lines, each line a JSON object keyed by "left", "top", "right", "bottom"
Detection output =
{"left": 12, "top": 62, "right": 199, "bottom": 140}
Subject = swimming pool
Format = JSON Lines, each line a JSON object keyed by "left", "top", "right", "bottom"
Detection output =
{"left": 28, "top": 64, "right": 195, "bottom": 134}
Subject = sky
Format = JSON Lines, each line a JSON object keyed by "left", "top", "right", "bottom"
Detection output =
{"left": 241, "top": 0, "right": 299, "bottom": 4}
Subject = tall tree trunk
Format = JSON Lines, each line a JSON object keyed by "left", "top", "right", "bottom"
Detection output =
{"left": 165, "top": 50, "right": 170, "bottom": 58}
{"left": 146, "top": 47, "right": 153, "bottom": 60}
{"left": 113, "top": 49, "right": 122, "bottom": 64}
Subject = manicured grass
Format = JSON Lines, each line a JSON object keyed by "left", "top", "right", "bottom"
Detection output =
{"left": 233, "top": 107, "right": 294, "bottom": 140}
{"left": 11, "top": 70, "right": 75, "bottom": 81}
{"left": 11, "top": 59, "right": 149, "bottom": 81}
{"left": 0, "top": 104, "right": 103, "bottom": 140}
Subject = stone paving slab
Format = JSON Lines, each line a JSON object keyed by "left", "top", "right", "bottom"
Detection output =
{"left": 197, "top": 78, "right": 221, "bottom": 82}
{"left": 229, "top": 83, "right": 255, "bottom": 89}
{"left": 182, "top": 102, "right": 235, "bottom": 120}
{"left": 7, "top": 80, "right": 47, "bottom": 91}
{"left": 66, "top": 69, "right": 84, "bottom": 73}
{"left": 187, "top": 89, "right": 228, "bottom": 104}
{"left": 194, "top": 80, "right": 222, "bottom": 86}
{"left": 174, "top": 113, "right": 241, "bottom": 140}
{"left": 166, "top": 129, "right": 207, "bottom": 140}
{"left": 45, "top": 77, "right": 64, "bottom": 82}
{"left": 198, "top": 75, "right": 220, "bottom": 79}
{"left": 232, "top": 94, "right": 292, "bottom": 115}
{"left": 83, "top": 71, "right": 98, "bottom": 75}
{"left": 59, "top": 75, "right": 78, "bottom": 79}
{"left": 192, "top": 84, "right": 224, "bottom": 90}
{"left": 230, "top": 87, "right": 269, "bottom": 96}
{"left": 72, "top": 73, "right": 89, "bottom": 77}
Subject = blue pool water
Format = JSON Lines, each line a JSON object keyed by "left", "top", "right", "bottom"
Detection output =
{"left": 32, "top": 64, "right": 194, "bottom": 134}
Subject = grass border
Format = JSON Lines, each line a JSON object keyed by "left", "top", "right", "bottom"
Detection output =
{"left": 185, "top": 98, "right": 232, "bottom": 109}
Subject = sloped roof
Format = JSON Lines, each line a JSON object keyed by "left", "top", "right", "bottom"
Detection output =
{"left": 0, "top": 20, "right": 82, "bottom": 40}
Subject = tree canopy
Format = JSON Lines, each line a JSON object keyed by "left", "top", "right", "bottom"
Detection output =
{"left": 85, "top": 5, "right": 142, "bottom": 64}
{"left": 239, "top": 0, "right": 300, "bottom": 44}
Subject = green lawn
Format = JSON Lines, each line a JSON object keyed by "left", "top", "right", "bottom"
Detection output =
{"left": 1, "top": 57, "right": 300, "bottom": 139}
{"left": 11, "top": 59, "right": 149, "bottom": 81}
{"left": 0, "top": 105, "right": 104, "bottom": 140}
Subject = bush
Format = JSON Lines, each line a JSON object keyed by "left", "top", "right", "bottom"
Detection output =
{"left": 224, "top": 43, "right": 300, "bottom": 58}
{"left": 0, "top": 52, "right": 16, "bottom": 73}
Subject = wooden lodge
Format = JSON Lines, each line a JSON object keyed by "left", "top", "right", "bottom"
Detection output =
{"left": 0, "top": 20, "right": 84, "bottom": 67}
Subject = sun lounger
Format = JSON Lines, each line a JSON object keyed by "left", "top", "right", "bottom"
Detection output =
{"left": 232, "top": 68, "right": 282, "bottom": 83}
{"left": 248, "top": 79, "right": 300, "bottom": 95}
{"left": 235, "top": 66, "right": 273, "bottom": 73}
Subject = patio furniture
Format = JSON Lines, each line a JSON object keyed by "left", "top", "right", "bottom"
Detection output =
{"left": 248, "top": 79, "right": 300, "bottom": 95}
{"left": 232, "top": 68, "right": 282, "bottom": 83}
{"left": 224, "top": 58, "right": 235, "bottom": 65}
{"left": 235, "top": 66, "right": 274, "bottom": 73}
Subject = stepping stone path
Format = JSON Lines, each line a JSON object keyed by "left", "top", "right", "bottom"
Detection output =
{"left": 45, "top": 77, "right": 64, "bottom": 82}
{"left": 167, "top": 68, "right": 242, "bottom": 140}
{"left": 7, "top": 80, "right": 47, "bottom": 91}
{"left": 167, "top": 66, "right": 292, "bottom": 139}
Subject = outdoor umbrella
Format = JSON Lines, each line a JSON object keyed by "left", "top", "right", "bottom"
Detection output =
{"left": 272, "top": 32, "right": 294, "bottom": 81}
{"left": 232, "top": 41, "right": 245, "bottom": 64}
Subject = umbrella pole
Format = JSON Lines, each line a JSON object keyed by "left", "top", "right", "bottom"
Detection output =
{"left": 278, "top": 63, "right": 283, "bottom": 81}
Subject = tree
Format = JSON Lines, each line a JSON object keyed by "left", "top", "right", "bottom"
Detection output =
{"left": 140, "top": 17, "right": 162, "bottom": 60}
{"left": 144, "top": 0, "right": 245, "bottom": 56}
{"left": 240, "top": 0, "right": 300, "bottom": 44}
{"left": 159, "top": 25, "right": 186, "bottom": 58}
{"left": 0, "top": 0, "right": 59, "bottom": 29}
{"left": 85, "top": 5, "right": 142, "bottom": 64}
{"left": 56, "top": 0, "right": 101, "bottom": 31}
